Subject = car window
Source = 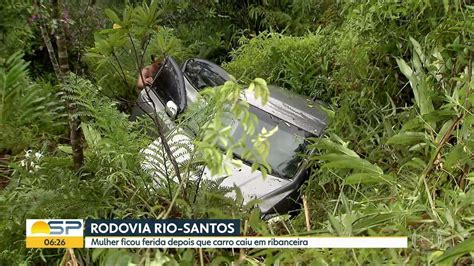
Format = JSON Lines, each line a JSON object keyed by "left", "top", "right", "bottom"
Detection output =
{"left": 151, "top": 57, "right": 186, "bottom": 112}
{"left": 183, "top": 60, "right": 229, "bottom": 90}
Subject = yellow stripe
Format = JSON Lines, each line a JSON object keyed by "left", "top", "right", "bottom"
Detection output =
{"left": 26, "top": 236, "right": 83, "bottom": 248}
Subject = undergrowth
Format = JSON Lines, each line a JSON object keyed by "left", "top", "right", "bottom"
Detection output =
{"left": 0, "top": 0, "right": 473, "bottom": 265}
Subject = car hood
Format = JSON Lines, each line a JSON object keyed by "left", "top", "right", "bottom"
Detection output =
{"left": 141, "top": 131, "right": 293, "bottom": 212}
{"left": 201, "top": 163, "right": 291, "bottom": 206}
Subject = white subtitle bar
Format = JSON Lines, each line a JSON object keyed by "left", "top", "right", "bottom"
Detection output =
{"left": 85, "top": 236, "right": 407, "bottom": 248}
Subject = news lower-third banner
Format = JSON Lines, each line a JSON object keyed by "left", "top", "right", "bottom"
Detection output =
{"left": 26, "top": 219, "right": 408, "bottom": 249}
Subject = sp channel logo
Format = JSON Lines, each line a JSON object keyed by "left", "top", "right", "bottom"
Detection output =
{"left": 26, "top": 219, "right": 84, "bottom": 248}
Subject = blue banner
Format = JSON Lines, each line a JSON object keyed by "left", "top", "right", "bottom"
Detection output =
{"left": 85, "top": 219, "right": 240, "bottom": 236}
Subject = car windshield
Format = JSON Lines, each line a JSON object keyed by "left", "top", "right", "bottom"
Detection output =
{"left": 183, "top": 60, "right": 229, "bottom": 90}
{"left": 227, "top": 106, "right": 307, "bottom": 179}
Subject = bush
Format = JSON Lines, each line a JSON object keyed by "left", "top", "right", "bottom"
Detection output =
{"left": 225, "top": 32, "right": 334, "bottom": 99}
{"left": 0, "top": 52, "right": 65, "bottom": 154}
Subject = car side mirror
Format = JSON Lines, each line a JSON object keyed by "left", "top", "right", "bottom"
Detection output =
{"left": 165, "top": 101, "right": 178, "bottom": 119}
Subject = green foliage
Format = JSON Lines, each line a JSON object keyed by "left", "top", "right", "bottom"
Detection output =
{"left": 0, "top": 60, "right": 274, "bottom": 265}
{"left": 62, "top": 74, "right": 152, "bottom": 174}
{"left": 191, "top": 78, "right": 273, "bottom": 176}
{"left": 85, "top": 1, "right": 193, "bottom": 108}
{"left": 0, "top": 1, "right": 34, "bottom": 58}
{"left": 150, "top": 0, "right": 338, "bottom": 63}
{"left": 223, "top": 0, "right": 472, "bottom": 263}
{"left": 1, "top": 0, "right": 473, "bottom": 265}
{"left": 225, "top": 32, "right": 334, "bottom": 99}
{"left": 0, "top": 52, "right": 65, "bottom": 154}
{"left": 302, "top": 2, "right": 472, "bottom": 264}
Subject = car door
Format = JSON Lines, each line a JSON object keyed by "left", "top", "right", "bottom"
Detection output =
{"left": 151, "top": 56, "right": 187, "bottom": 114}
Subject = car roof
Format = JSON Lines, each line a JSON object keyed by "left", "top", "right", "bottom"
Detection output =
{"left": 242, "top": 85, "right": 328, "bottom": 136}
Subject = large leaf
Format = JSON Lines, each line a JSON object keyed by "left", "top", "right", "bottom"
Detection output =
{"left": 434, "top": 237, "right": 474, "bottom": 263}
{"left": 422, "top": 109, "right": 457, "bottom": 124}
{"left": 410, "top": 37, "right": 426, "bottom": 67}
{"left": 415, "top": 79, "right": 435, "bottom": 116}
{"left": 316, "top": 138, "right": 359, "bottom": 158}
{"left": 352, "top": 213, "right": 397, "bottom": 233}
{"left": 82, "top": 124, "right": 102, "bottom": 147}
{"left": 396, "top": 58, "right": 413, "bottom": 79}
{"left": 104, "top": 9, "right": 121, "bottom": 23}
{"left": 321, "top": 156, "right": 383, "bottom": 174}
{"left": 327, "top": 213, "right": 344, "bottom": 236}
{"left": 396, "top": 57, "right": 434, "bottom": 116}
{"left": 387, "top": 132, "right": 427, "bottom": 146}
{"left": 444, "top": 144, "right": 468, "bottom": 170}
{"left": 435, "top": 119, "right": 455, "bottom": 144}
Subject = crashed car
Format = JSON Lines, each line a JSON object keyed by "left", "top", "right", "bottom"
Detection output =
{"left": 131, "top": 57, "right": 230, "bottom": 120}
{"left": 132, "top": 56, "right": 328, "bottom": 217}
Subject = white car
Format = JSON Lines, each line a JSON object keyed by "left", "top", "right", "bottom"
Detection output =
{"left": 133, "top": 57, "right": 328, "bottom": 217}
